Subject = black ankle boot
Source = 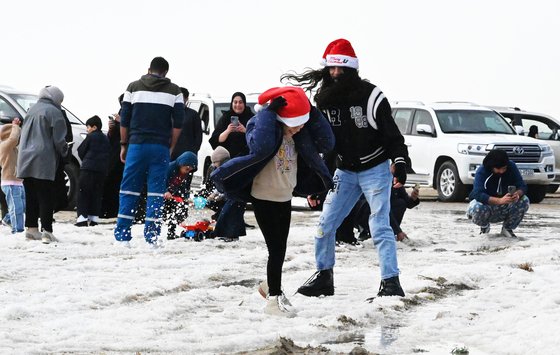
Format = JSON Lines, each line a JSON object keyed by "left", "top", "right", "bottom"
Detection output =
{"left": 297, "top": 269, "right": 334, "bottom": 297}
{"left": 377, "top": 276, "right": 405, "bottom": 297}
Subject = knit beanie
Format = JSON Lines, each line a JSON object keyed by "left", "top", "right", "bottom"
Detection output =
{"left": 39, "top": 86, "right": 64, "bottom": 106}
{"left": 176, "top": 151, "right": 198, "bottom": 170}
{"left": 483, "top": 149, "right": 509, "bottom": 170}
{"left": 211, "top": 146, "right": 230, "bottom": 164}
{"left": 85, "top": 115, "right": 102, "bottom": 130}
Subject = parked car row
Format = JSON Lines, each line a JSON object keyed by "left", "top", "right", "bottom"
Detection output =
{"left": 392, "top": 101, "right": 556, "bottom": 203}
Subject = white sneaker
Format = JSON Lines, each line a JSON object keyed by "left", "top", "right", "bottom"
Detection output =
{"left": 116, "top": 240, "right": 131, "bottom": 248}
{"left": 41, "top": 231, "right": 58, "bottom": 244}
{"left": 501, "top": 227, "right": 518, "bottom": 238}
{"left": 25, "top": 228, "right": 42, "bottom": 241}
{"left": 258, "top": 280, "right": 269, "bottom": 299}
{"left": 264, "top": 294, "right": 296, "bottom": 318}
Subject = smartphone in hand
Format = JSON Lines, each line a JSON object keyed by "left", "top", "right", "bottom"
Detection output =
{"left": 230, "top": 116, "right": 239, "bottom": 126}
{"left": 508, "top": 185, "right": 516, "bottom": 195}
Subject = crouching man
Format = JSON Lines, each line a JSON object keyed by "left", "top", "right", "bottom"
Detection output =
{"left": 467, "top": 149, "right": 530, "bottom": 238}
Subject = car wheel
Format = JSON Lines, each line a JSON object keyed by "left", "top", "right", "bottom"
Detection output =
{"left": 64, "top": 162, "right": 80, "bottom": 210}
{"left": 526, "top": 185, "right": 547, "bottom": 203}
{"left": 546, "top": 184, "right": 559, "bottom": 194}
{"left": 436, "top": 161, "right": 468, "bottom": 202}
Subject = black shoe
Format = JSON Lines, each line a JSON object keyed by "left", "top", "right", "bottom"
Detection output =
{"left": 244, "top": 222, "right": 256, "bottom": 229}
{"left": 377, "top": 276, "right": 405, "bottom": 297}
{"left": 358, "top": 232, "right": 371, "bottom": 241}
{"left": 74, "top": 221, "right": 88, "bottom": 227}
{"left": 221, "top": 237, "right": 239, "bottom": 242}
{"left": 89, "top": 221, "right": 98, "bottom": 227}
{"left": 167, "top": 234, "right": 176, "bottom": 240}
{"left": 297, "top": 269, "right": 334, "bottom": 297}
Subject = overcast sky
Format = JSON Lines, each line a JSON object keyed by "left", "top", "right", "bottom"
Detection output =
{"left": 2, "top": 0, "right": 559, "bottom": 122}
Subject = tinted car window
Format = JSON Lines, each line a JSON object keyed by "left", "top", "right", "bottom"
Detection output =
{"left": 393, "top": 108, "right": 414, "bottom": 134}
{"left": 412, "top": 109, "right": 434, "bottom": 135}
{"left": 435, "top": 110, "right": 514, "bottom": 134}
{"left": 0, "top": 96, "right": 20, "bottom": 121}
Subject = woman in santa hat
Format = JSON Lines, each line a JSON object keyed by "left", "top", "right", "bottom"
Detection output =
{"left": 211, "top": 86, "right": 334, "bottom": 317}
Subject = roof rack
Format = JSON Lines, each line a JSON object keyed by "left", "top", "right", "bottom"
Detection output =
{"left": 434, "top": 101, "right": 479, "bottom": 106}
{"left": 487, "top": 105, "right": 523, "bottom": 112}
{"left": 393, "top": 100, "right": 424, "bottom": 105}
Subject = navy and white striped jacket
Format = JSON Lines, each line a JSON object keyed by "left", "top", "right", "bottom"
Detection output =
{"left": 120, "top": 74, "right": 184, "bottom": 146}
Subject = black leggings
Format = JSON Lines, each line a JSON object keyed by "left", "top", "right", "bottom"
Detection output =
{"left": 252, "top": 197, "right": 291, "bottom": 296}
{"left": 24, "top": 178, "right": 55, "bottom": 232}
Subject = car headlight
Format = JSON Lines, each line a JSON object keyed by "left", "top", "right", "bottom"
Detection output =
{"left": 539, "top": 144, "right": 553, "bottom": 156}
{"left": 457, "top": 143, "right": 488, "bottom": 155}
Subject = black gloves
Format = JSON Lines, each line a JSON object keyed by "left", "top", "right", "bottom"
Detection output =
{"left": 393, "top": 162, "right": 407, "bottom": 185}
{"left": 268, "top": 96, "right": 287, "bottom": 113}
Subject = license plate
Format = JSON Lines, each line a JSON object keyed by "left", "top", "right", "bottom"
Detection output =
{"left": 519, "top": 169, "right": 534, "bottom": 176}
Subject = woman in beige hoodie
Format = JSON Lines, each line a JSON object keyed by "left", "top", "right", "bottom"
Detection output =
{"left": 0, "top": 118, "right": 25, "bottom": 234}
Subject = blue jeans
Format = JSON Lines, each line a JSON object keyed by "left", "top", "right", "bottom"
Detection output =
{"left": 1, "top": 185, "right": 25, "bottom": 233}
{"left": 114, "top": 144, "right": 169, "bottom": 243}
{"left": 467, "top": 196, "right": 530, "bottom": 230}
{"left": 315, "top": 160, "right": 400, "bottom": 280}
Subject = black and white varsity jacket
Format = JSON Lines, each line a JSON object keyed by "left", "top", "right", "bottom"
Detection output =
{"left": 321, "top": 82, "right": 408, "bottom": 172}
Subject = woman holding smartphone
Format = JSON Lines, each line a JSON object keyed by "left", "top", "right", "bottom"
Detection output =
{"left": 209, "top": 92, "right": 254, "bottom": 242}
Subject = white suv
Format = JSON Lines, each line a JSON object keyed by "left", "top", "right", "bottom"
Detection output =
{"left": 391, "top": 102, "right": 555, "bottom": 203}
{"left": 186, "top": 93, "right": 258, "bottom": 186}
{"left": 491, "top": 106, "right": 560, "bottom": 193}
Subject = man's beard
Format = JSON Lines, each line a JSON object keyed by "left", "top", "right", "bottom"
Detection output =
{"left": 316, "top": 72, "right": 366, "bottom": 108}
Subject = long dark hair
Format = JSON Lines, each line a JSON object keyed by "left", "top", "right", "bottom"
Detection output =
{"left": 281, "top": 67, "right": 369, "bottom": 108}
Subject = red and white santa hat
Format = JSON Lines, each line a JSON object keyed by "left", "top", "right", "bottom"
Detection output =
{"left": 257, "top": 87, "right": 310, "bottom": 127}
{"left": 320, "top": 38, "right": 359, "bottom": 69}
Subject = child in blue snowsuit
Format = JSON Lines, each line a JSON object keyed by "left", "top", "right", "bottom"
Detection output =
{"left": 164, "top": 151, "right": 197, "bottom": 239}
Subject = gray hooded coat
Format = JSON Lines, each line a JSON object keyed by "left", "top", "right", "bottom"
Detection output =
{"left": 17, "top": 89, "right": 68, "bottom": 181}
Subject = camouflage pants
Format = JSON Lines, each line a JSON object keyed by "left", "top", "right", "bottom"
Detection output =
{"left": 467, "top": 195, "right": 530, "bottom": 230}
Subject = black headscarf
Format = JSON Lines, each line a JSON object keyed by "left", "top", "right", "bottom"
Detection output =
{"left": 230, "top": 92, "right": 247, "bottom": 111}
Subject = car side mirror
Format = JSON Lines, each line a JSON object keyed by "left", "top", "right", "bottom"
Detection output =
{"left": 416, "top": 124, "right": 434, "bottom": 136}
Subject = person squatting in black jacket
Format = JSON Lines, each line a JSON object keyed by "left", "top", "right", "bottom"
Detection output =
{"left": 75, "top": 116, "right": 111, "bottom": 226}
{"left": 283, "top": 38, "right": 410, "bottom": 298}
{"left": 211, "top": 87, "right": 335, "bottom": 317}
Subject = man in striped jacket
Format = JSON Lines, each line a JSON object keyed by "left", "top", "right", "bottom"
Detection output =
{"left": 283, "top": 39, "right": 409, "bottom": 298}
{"left": 114, "top": 57, "right": 185, "bottom": 247}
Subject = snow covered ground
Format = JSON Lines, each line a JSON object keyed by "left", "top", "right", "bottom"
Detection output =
{"left": 1, "top": 191, "right": 559, "bottom": 354}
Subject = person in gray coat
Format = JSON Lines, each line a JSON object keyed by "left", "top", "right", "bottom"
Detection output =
{"left": 17, "top": 86, "right": 69, "bottom": 243}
